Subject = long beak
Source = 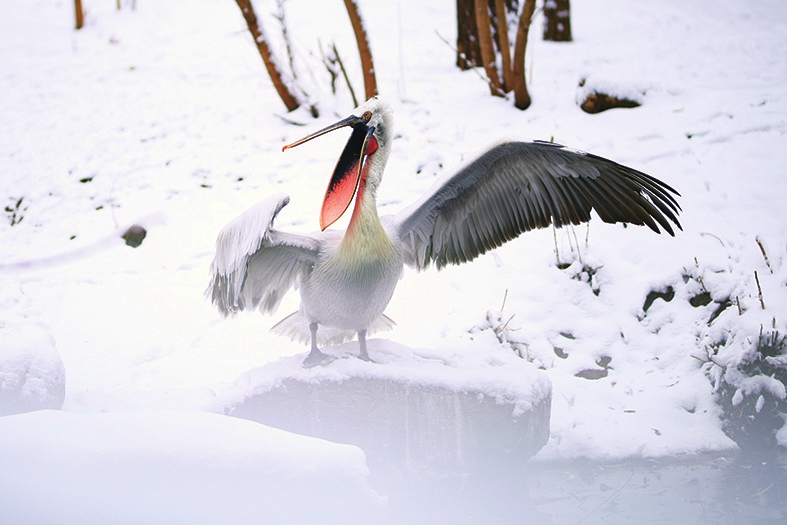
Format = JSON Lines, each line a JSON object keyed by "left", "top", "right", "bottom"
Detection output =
{"left": 283, "top": 114, "right": 377, "bottom": 230}
{"left": 281, "top": 114, "right": 364, "bottom": 152}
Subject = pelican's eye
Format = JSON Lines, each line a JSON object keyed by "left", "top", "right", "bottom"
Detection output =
{"left": 361, "top": 110, "right": 372, "bottom": 122}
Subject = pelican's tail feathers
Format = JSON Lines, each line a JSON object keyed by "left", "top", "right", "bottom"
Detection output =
{"left": 270, "top": 311, "right": 396, "bottom": 346}
{"left": 369, "top": 313, "right": 397, "bottom": 333}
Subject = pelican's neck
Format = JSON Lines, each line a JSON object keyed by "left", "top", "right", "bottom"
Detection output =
{"left": 342, "top": 155, "right": 389, "bottom": 251}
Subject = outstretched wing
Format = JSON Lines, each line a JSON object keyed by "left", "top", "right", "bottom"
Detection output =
{"left": 394, "top": 140, "right": 682, "bottom": 271}
{"left": 206, "top": 193, "right": 319, "bottom": 316}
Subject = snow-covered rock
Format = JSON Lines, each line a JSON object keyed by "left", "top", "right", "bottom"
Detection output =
{"left": 222, "top": 338, "right": 552, "bottom": 475}
{"left": 0, "top": 410, "right": 383, "bottom": 525}
{"left": 0, "top": 323, "right": 65, "bottom": 416}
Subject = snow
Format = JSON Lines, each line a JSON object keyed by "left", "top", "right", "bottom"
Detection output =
{"left": 1, "top": 0, "right": 787, "bottom": 522}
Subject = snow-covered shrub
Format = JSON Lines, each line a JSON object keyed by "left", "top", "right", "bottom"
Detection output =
{"left": 469, "top": 303, "right": 530, "bottom": 360}
{"left": 558, "top": 259, "right": 602, "bottom": 296}
{"left": 553, "top": 225, "right": 602, "bottom": 296}
{"left": 635, "top": 234, "right": 787, "bottom": 452}
{"left": 678, "top": 238, "right": 787, "bottom": 452}
{"left": 713, "top": 329, "right": 787, "bottom": 452}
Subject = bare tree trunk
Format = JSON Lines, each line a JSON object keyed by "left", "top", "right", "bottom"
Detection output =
{"left": 74, "top": 0, "right": 84, "bottom": 30}
{"left": 457, "top": 0, "right": 534, "bottom": 108}
{"left": 456, "top": 0, "right": 481, "bottom": 69}
{"left": 543, "top": 0, "right": 572, "bottom": 42}
{"left": 234, "top": 0, "right": 301, "bottom": 112}
{"left": 512, "top": 0, "right": 536, "bottom": 109}
{"left": 493, "top": 0, "right": 513, "bottom": 92}
{"left": 474, "top": 0, "right": 503, "bottom": 96}
{"left": 344, "top": 0, "right": 377, "bottom": 101}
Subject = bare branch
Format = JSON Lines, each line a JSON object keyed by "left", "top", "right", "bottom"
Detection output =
{"left": 234, "top": 0, "right": 301, "bottom": 112}
{"left": 344, "top": 0, "right": 377, "bottom": 100}
{"left": 755, "top": 236, "right": 773, "bottom": 274}
{"left": 755, "top": 270, "right": 765, "bottom": 310}
{"left": 333, "top": 43, "right": 359, "bottom": 107}
{"left": 74, "top": 0, "right": 85, "bottom": 30}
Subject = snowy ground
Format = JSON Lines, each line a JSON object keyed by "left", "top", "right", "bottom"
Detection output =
{"left": 1, "top": 0, "right": 787, "bottom": 523}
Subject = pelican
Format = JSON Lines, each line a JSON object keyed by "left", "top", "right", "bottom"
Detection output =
{"left": 207, "top": 97, "right": 681, "bottom": 365}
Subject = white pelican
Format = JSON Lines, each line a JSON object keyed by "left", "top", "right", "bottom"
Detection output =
{"left": 207, "top": 97, "right": 681, "bottom": 365}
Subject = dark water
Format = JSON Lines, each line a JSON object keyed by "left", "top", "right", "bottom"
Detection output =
{"left": 373, "top": 450, "right": 787, "bottom": 524}
{"left": 522, "top": 452, "right": 787, "bottom": 525}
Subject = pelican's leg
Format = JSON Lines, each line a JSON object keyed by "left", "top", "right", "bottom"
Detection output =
{"left": 303, "top": 322, "right": 333, "bottom": 367}
{"left": 357, "top": 329, "right": 372, "bottom": 361}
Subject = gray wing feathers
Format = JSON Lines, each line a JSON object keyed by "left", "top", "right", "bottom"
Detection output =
{"left": 242, "top": 232, "right": 317, "bottom": 313}
{"left": 395, "top": 141, "right": 681, "bottom": 271}
{"left": 206, "top": 194, "right": 318, "bottom": 316}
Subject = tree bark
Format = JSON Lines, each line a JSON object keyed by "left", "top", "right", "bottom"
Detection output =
{"left": 473, "top": 0, "right": 503, "bottom": 96}
{"left": 74, "top": 0, "right": 84, "bottom": 30}
{"left": 512, "top": 0, "right": 536, "bottom": 109}
{"left": 456, "top": 0, "right": 481, "bottom": 69}
{"left": 344, "top": 0, "right": 377, "bottom": 101}
{"left": 543, "top": 0, "right": 572, "bottom": 42}
{"left": 493, "top": 0, "right": 513, "bottom": 92}
{"left": 234, "top": 0, "right": 301, "bottom": 112}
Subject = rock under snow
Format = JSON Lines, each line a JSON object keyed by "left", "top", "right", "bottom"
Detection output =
{"left": 0, "top": 410, "right": 382, "bottom": 525}
{"left": 0, "top": 323, "right": 65, "bottom": 416}
{"left": 223, "top": 338, "right": 552, "bottom": 476}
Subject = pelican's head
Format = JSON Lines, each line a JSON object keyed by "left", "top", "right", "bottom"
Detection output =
{"left": 283, "top": 97, "right": 393, "bottom": 230}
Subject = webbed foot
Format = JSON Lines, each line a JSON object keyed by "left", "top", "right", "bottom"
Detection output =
{"left": 357, "top": 350, "right": 374, "bottom": 363}
{"left": 302, "top": 349, "right": 336, "bottom": 368}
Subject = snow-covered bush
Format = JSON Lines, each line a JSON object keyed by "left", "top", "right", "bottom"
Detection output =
{"left": 469, "top": 305, "right": 530, "bottom": 360}
{"left": 676, "top": 238, "right": 787, "bottom": 452}
{"left": 713, "top": 329, "right": 787, "bottom": 452}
